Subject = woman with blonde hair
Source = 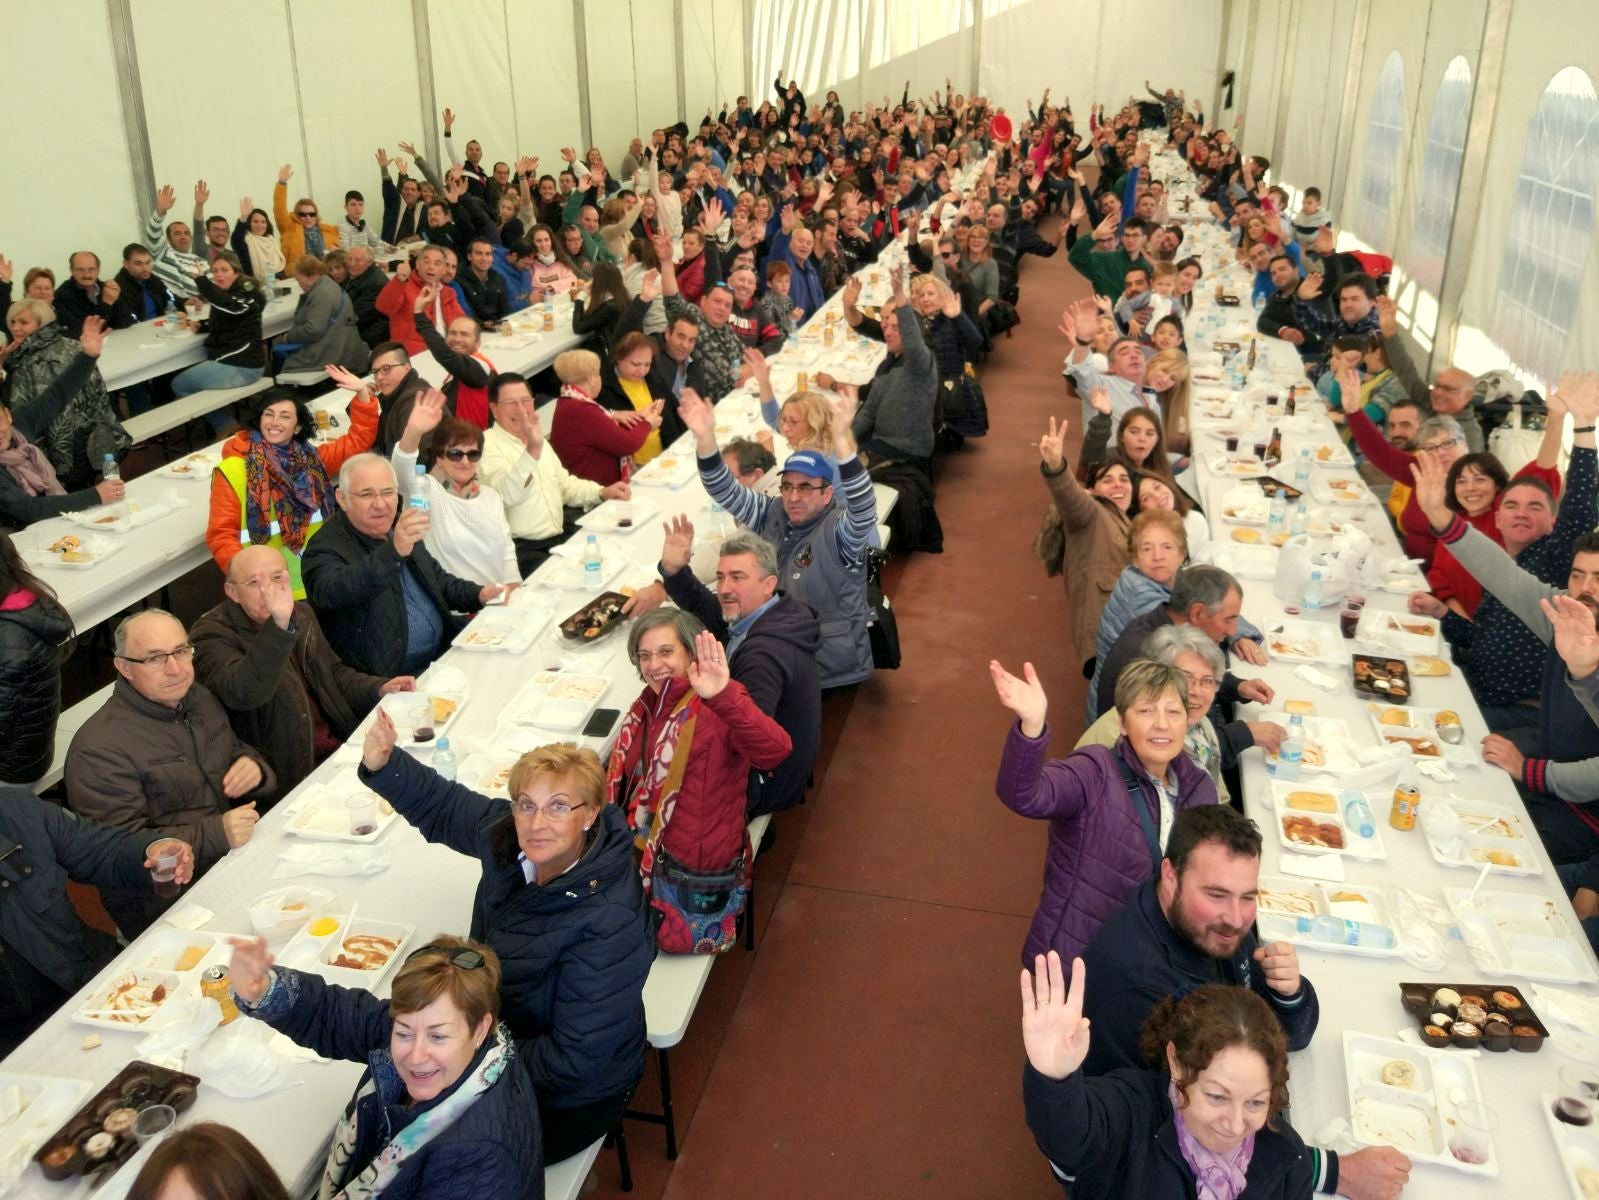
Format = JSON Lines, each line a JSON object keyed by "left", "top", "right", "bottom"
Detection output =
{"left": 355, "top": 725, "right": 653, "bottom": 1162}
{"left": 908, "top": 272, "right": 987, "bottom": 440}
{"left": 1148, "top": 348, "right": 1193, "bottom": 458}
{"left": 548, "top": 346, "right": 660, "bottom": 486}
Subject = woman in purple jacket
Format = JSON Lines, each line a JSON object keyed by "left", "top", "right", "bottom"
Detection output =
{"left": 990, "top": 656, "right": 1218, "bottom": 967}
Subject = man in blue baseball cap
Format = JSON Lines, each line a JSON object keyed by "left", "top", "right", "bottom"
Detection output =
{"left": 678, "top": 385, "right": 877, "bottom": 691}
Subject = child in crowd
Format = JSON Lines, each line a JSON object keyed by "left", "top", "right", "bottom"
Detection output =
{"left": 1292, "top": 186, "right": 1333, "bottom": 245}
{"left": 756, "top": 260, "right": 802, "bottom": 338}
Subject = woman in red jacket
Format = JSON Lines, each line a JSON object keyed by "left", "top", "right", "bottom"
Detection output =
{"left": 606, "top": 609, "right": 792, "bottom": 954}
{"left": 547, "top": 349, "right": 662, "bottom": 486}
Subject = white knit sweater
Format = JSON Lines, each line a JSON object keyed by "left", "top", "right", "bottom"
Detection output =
{"left": 392, "top": 446, "right": 521, "bottom": 586}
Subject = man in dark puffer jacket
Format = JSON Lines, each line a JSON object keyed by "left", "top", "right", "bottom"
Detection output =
{"left": 0, "top": 786, "right": 194, "bottom": 1055}
{"left": 358, "top": 742, "right": 653, "bottom": 1164}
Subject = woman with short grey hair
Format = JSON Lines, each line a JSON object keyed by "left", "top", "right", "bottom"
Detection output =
{"left": 1075, "top": 623, "right": 1232, "bottom": 803}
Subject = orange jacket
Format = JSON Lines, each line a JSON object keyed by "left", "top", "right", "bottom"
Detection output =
{"left": 274, "top": 182, "right": 341, "bottom": 268}
{"left": 205, "top": 395, "right": 380, "bottom": 574}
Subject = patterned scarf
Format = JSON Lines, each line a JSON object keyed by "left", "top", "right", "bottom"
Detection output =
{"left": 605, "top": 679, "right": 699, "bottom": 889}
{"left": 1169, "top": 1078, "right": 1255, "bottom": 1200}
{"left": 319, "top": 1022, "right": 514, "bottom": 1200}
{"left": 559, "top": 382, "right": 630, "bottom": 479}
{"left": 244, "top": 433, "right": 335, "bottom": 553}
{"left": 0, "top": 426, "right": 64, "bottom": 496}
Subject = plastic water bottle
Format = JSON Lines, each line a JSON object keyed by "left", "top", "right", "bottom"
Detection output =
{"left": 1341, "top": 789, "right": 1376, "bottom": 840}
{"left": 583, "top": 533, "right": 602, "bottom": 584}
{"left": 432, "top": 737, "right": 457, "bottom": 782}
{"left": 1277, "top": 714, "right": 1306, "bottom": 781}
{"left": 1293, "top": 446, "right": 1312, "bottom": 490}
{"left": 1304, "top": 568, "right": 1325, "bottom": 611}
{"left": 1288, "top": 499, "right": 1309, "bottom": 537}
{"left": 1296, "top": 914, "right": 1397, "bottom": 949}
{"left": 1267, "top": 493, "right": 1287, "bottom": 538}
{"left": 101, "top": 454, "right": 120, "bottom": 483}
{"left": 407, "top": 464, "right": 430, "bottom": 513}
{"left": 161, "top": 299, "right": 180, "bottom": 338}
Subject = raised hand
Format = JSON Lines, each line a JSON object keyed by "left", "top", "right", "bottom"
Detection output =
{"left": 442, "top": 107, "right": 455, "bottom": 132}
{"left": 687, "top": 629, "right": 731, "bottom": 698}
{"left": 78, "top": 316, "right": 107, "bottom": 358}
{"left": 1374, "top": 294, "right": 1398, "bottom": 339}
{"left": 324, "top": 364, "right": 369, "bottom": 394}
{"left": 1335, "top": 366, "right": 1363, "bottom": 415}
{"left": 0, "top": 253, "right": 11, "bottom": 285}
{"left": 989, "top": 659, "right": 1048, "bottom": 735}
{"left": 1056, "top": 305, "right": 1077, "bottom": 342}
{"left": 842, "top": 274, "right": 862, "bottom": 309}
{"left": 194, "top": 179, "right": 210, "bottom": 206}
{"left": 408, "top": 388, "right": 446, "bottom": 435}
{"left": 264, "top": 566, "right": 296, "bottom": 629}
{"left": 677, "top": 387, "right": 716, "bottom": 441}
{"left": 397, "top": 140, "right": 418, "bottom": 158}
{"left": 743, "top": 347, "right": 770, "bottom": 381}
{"left": 639, "top": 268, "right": 661, "bottom": 303}
{"left": 240, "top": 195, "right": 253, "bottom": 219}
{"left": 941, "top": 290, "right": 961, "bottom": 319}
{"left": 1558, "top": 370, "right": 1599, "bottom": 425}
{"left": 1020, "top": 951, "right": 1092, "bottom": 1081}
{"left": 226, "top": 936, "right": 276, "bottom": 1005}
{"left": 392, "top": 508, "right": 430, "bottom": 557}
{"left": 155, "top": 185, "right": 177, "bottom": 215}
{"left": 1039, "top": 415, "right": 1068, "bottom": 471}
{"left": 779, "top": 203, "right": 797, "bottom": 234}
{"left": 699, "top": 197, "right": 725, "bottom": 233}
{"left": 376, "top": 147, "right": 390, "bottom": 169}
{"left": 1296, "top": 272, "right": 1323, "bottom": 300}
{"left": 1089, "top": 386, "right": 1113, "bottom": 416}
{"left": 828, "top": 383, "right": 859, "bottom": 430}
{"left": 412, "top": 282, "right": 438, "bottom": 314}
{"left": 394, "top": 156, "right": 409, "bottom": 176}
{"left": 660, "top": 513, "right": 695, "bottom": 574}
{"left": 277, "top": 163, "right": 294, "bottom": 184}
{"left": 1409, "top": 449, "right": 1452, "bottom": 532}
{"left": 1543, "top": 594, "right": 1599, "bottom": 680}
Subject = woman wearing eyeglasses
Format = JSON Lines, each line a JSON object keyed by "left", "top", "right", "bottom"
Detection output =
{"left": 387, "top": 391, "right": 519, "bottom": 589}
{"left": 205, "top": 385, "right": 379, "bottom": 596}
{"left": 355, "top": 727, "right": 652, "bottom": 1163}
{"left": 227, "top": 934, "right": 544, "bottom": 1194}
{"left": 608, "top": 609, "right": 792, "bottom": 955}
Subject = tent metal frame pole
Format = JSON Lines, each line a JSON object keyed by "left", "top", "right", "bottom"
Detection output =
{"left": 1234, "top": 0, "right": 1261, "bottom": 144}
{"left": 574, "top": 0, "right": 594, "bottom": 152}
{"left": 673, "top": 0, "right": 688, "bottom": 124}
{"left": 970, "top": 0, "right": 983, "bottom": 100}
{"left": 411, "top": 0, "right": 441, "bottom": 167}
{"left": 281, "top": 0, "right": 314, "bottom": 198}
{"left": 106, "top": 0, "right": 156, "bottom": 227}
{"left": 743, "top": 0, "right": 755, "bottom": 106}
{"left": 1213, "top": 0, "right": 1234, "bottom": 121}
{"left": 1327, "top": 0, "right": 1372, "bottom": 223}
{"left": 1428, "top": 0, "right": 1513, "bottom": 377}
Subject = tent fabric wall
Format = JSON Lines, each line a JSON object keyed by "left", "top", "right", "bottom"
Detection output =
{"left": 684, "top": 0, "right": 749, "bottom": 127}
{"left": 291, "top": 0, "right": 424, "bottom": 222}
{"left": 1271, "top": 0, "right": 1358, "bottom": 200}
{"left": 1, "top": 1, "right": 138, "bottom": 278}
{"left": 426, "top": 0, "right": 517, "bottom": 177}
{"left": 506, "top": 2, "right": 583, "bottom": 176}
{"left": 132, "top": 1, "right": 304, "bottom": 237}
{"left": 585, "top": 0, "right": 681, "bottom": 165}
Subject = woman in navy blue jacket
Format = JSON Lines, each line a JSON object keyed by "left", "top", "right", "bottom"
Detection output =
{"left": 1020, "top": 951, "right": 1314, "bottom": 1200}
{"left": 358, "top": 718, "right": 653, "bottom": 1162}
{"left": 230, "top": 935, "right": 543, "bottom": 1199}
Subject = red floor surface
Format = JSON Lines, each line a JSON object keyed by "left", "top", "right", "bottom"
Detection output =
{"left": 589, "top": 225, "right": 1097, "bottom": 1199}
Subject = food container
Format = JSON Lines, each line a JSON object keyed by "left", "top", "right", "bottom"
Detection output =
{"left": 1539, "top": 1090, "right": 1599, "bottom": 1200}
{"left": 558, "top": 592, "right": 630, "bottom": 642}
{"left": 1365, "top": 702, "right": 1478, "bottom": 766}
{"left": 1269, "top": 780, "right": 1387, "bottom": 860}
{"left": 1356, "top": 607, "right": 1442, "bottom": 656}
{"left": 0, "top": 1072, "right": 93, "bottom": 1191}
{"left": 1444, "top": 887, "right": 1598, "bottom": 985}
{"left": 245, "top": 884, "right": 336, "bottom": 945}
{"left": 32, "top": 1062, "right": 199, "bottom": 1183}
{"left": 1255, "top": 876, "right": 1403, "bottom": 958}
{"left": 1342, "top": 1031, "right": 1497, "bottom": 1175}
{"left": 280, "top": 918, "right": 414, "bottom": 990}
{"left": 1397, "top": 981, "right": 1549, "bottom": 1052}
{"left": 1351, "top": 653, "right": 1412, "bottom": 702}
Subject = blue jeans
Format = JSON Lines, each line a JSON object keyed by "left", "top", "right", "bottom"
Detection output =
{"left": 171, "top": 359, "right": 262, "bottom": 398}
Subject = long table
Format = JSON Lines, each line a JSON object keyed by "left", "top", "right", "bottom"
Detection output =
{"left": 15, "top": 306, "right": 585, "bottom": 634}
{"left": 1164, "top": 152, "right": 1593, "bottom": 1198}
{"left": 0, "top": 249, "right": 908, "bottom": 1196}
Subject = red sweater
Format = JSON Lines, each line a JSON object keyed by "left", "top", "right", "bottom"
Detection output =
{"left": 375, "top": 275, "right": 466, "bottom": 355}
{"left": 547, "top": 396, "right": 652, "bottom": 486}
{"left": 1347, "top": 409, "right": 1560, "bottom": 569}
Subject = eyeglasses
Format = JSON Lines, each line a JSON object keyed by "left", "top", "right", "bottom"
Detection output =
{"left": 1182, "top": 671, "right": 1222, "bottom": 692}
{"left": 372, "top": 363, "right": 406, "bottom": 377}
{"left": 406, "top": 944, "right": 486, "bottom": 970}
{"left": 117, "top": 644, "right": 196, "bottom": 668}
{"left": 513, "top": 796, "right": 581, "bottom": 820}
{"left": 1418, "top": 438, "right": 1463, "bottom": 454}
{"left": 778, "top": 482, "right": 828, "bottom": 495}
{"left": 349, "top": 487, "right": 399, "bottom": 502}
{"left": 442, "top": 447, "right": 483, "bottom": 462}
{"left": 296, "top": 210, "right": 318, "bottom": 219}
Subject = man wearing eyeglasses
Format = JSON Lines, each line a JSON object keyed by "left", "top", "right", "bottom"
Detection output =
{"left": 304, "top": 453, "right": 504, "bottom": 676}
{"left": 66, "top": 610, "right": 275, "bottom": 936}
{"left": 682, "top": 386, "right": 877, "bottom": 691}
{"left": 192, "top": 545, "right": 415, "bottom": 793}
{"left": 376, "top": 245, "right": 465, "bottom": 357}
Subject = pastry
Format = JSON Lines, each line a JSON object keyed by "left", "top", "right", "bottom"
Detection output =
{"left": 1379, "top": 1060, "right": 1416, "bottom": 1089}
{"left": 1432, "top": 987, "right": 1462, "bottom": 1012}
{"left": 1459, "top": 992, "right": 1487, "bottom": 1008}
{"left": 1411, "top": 655, "right": 1450, "bottom": 676}
{"left": 1232, "top": 527, "right": 1262, "bottom": 544}
{"left": 1285, "top": 700, "right": 1315, "bottom": 715}
{"left": 1490, "top": 989, "right": 1522, "bottom": 1011}
{"left": 1379, "top": 709, "right": 1412, "bottom": 726}
{"left": 60, "top": 550, "right": 92, "bottom": 563}
{"left": 1429, "top": 1011, "right": 1453, "bottom": 1028}
{"left": 173, "top": 944, "right": 207, "bottom": 972}
{"left": 1285, "top": 790, "right": 1337, "bottom": 813}
{"left": 1315, "top": 445, "right": 1334, "bottom": 461}
{"left": 1472, "top": 848, "right": 1520, "bottom": 867}
{"left": 1330, "top": 890, "right": 1367, "bottom": 904}
{"left": 1457, "top": 1001, "right": 1488, "bottom": 1026}
{"left": 83, "top": 1132, "right": 116, "bottom": 1160}
{"left": 1451, "top": 1020, "right": 1481, "bottom": 1047}
{"left": 1421, "top": 1024, "right": 1451, "bottom": 1047}
{"left": 429, "top": 696, "right": 458, "bottom": 724}
{"left": 101, "top": 1107, "right": 138, "bottom": 1135}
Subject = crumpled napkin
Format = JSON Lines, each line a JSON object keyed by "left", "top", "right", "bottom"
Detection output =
{"left": 189, "top": 1018, "right": 321, "bottom": 1098}
{"left": 137, "top": 995, "right": 224, "bottom": 1065}
{"left": 1294, "top": 665, "right": 1343, "bottom": 692}
{"left": 1416, "top": 759, "right": 1457, "bottom": 783}
{"left": 164, "top": 902, "right": 214, "bottom": 930}
{"left": 1532, "top": 983, "right": 1599, "bottom": 1033}
{"left": 1279, "top": 850, "right": 1345, "bottom": 882}
{"left": 274, "top": 842, "right": 391, "bottom": 879}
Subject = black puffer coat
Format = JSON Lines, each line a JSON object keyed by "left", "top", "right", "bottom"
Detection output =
{"left": 359, "top": 750, "right": 653, "bottom": 1109}
{"left": 0, "top": 326, "right": 127, "bottom": 490}
{"left": 0, "top": 593, "right": 73, "bottom": 784}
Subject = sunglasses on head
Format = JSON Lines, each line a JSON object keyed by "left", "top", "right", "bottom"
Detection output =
{"left": 442, "top": 447, "right": 483, "bottom": 462}
{"left": 406, "top": 943, "right": 486, "bottom": 970}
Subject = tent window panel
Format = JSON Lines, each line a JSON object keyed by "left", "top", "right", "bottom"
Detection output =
{"left": 1409, "top": 56, "right": 1473, "bottom": 295}
{"left": 1490, "top": 66, "right": 1599, "bottom": 385}
{"left": 1357, "top": 51, "right": 1406, "bottom": 250}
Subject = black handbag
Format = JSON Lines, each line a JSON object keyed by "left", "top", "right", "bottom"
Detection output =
{"left": 866, "top": 548, "right": 901, "bottom": 669}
